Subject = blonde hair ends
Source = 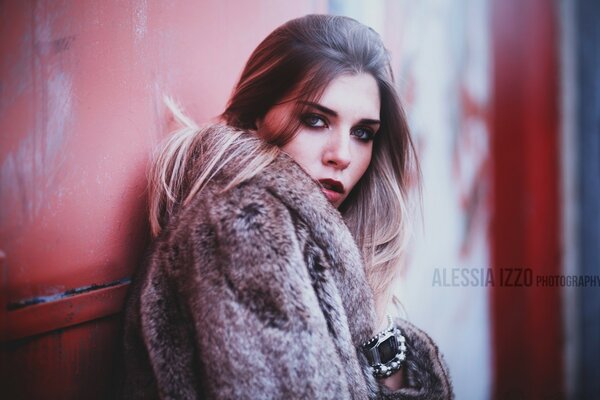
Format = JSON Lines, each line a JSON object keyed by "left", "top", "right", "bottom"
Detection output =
{"left": 148, "top": 97, "right": 278, "bottom": 237}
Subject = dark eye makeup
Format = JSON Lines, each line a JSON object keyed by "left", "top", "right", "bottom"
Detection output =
{"left": 299, "top": 112, "right": 377, "bottom": 143}
{"left": 301, "top": 113, "right": 328, "bottom": 128}
{"left": 351, "top": 126, "right": 376, "bottom": 142}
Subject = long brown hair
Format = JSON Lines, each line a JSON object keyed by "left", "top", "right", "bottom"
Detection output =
{"left": 150, "top": 15, "right": 419, "bottom": 321}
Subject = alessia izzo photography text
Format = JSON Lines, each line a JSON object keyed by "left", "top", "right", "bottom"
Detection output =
{"left": 432, "top": 267, "right": 600, "bottom": 288}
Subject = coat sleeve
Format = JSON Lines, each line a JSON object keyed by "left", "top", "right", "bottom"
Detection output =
{"left": 377, "top": 318, "right": 454, "bottom": 400}
{"left": 169, "top": 189, "right": 355, "bottom": 399}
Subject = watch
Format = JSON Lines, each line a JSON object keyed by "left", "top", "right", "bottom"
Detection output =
{"left": 361, "top": 315, "right": 407, "bottom": 378}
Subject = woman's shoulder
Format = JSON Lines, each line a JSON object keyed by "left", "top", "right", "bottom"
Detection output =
{"left": 378, "top": 318, "right": 454, "bottom": 400}
{"left": 180, "top": 129, "right": 341, "bottom": 233}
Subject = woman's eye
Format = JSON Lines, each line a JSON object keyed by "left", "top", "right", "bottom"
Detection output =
{"left": 352, "top": 127, "right": 375, "bottom": 141}
{"left": 301, "top": 114, "right": 327, "bottom": 128}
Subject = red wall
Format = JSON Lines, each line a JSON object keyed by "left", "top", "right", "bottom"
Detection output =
{"left": 490, "top": 0, "right": 564, "bottom": 398}
{"left": 1, "top": 1, "right": 570, "bottom": 398}
{"left": 0, "top": 1, "right": 325, "bottom": 398}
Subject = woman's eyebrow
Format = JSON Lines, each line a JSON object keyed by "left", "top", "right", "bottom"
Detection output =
{"left": 300, "top": 101, "right": 381, "bottom": 125}
{"left": 300, "top": 101, "right": 337, "bottom": 116}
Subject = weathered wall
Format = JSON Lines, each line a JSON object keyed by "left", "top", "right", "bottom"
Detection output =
{"left": 0, "top": 1, "right": 581, "bottom": 399}
{"left": 381, "top": 1, "right": 493, "bottom": 398}
{"left": 0, "top": 1, "right": 326, "bottom": 397}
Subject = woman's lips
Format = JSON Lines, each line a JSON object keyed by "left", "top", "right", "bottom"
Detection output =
{"left": 318, "top": 178, "right": 344, "bottom": 204}
{"left": 321, "top": 187, "right": 343, "bottom": 203}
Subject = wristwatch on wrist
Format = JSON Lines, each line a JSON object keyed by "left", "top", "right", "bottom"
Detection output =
{"left": 361, "top": 315, "right": 407, "bottom": 378}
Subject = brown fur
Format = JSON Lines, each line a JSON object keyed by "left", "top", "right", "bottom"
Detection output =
{"left": 120, "top": 136, "right": 452, "bottom": 399}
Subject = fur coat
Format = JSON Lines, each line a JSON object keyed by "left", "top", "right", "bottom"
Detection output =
{"left": 120, "top": 128, "right": 453, "bottom": 399}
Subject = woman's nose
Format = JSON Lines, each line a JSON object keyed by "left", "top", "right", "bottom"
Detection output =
{"left": 322, "top": 130, "right": 351, "bottom": 170}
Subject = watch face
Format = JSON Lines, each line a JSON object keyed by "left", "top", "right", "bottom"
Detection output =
{"left": 378, "top": 335, "right": 398, "bottom": 364}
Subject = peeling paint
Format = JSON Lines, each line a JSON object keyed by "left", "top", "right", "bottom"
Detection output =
{"left": 134, "top": 0, "right": 148, "bottom": 42}
{"left": 34, "top": 35, "right": 76, "bottom": 55}
{"left": 0, "top": 74, "right": 73, "bottom": 225}
{"left": 0, "top": 3, "right": 74, "bottom": 227}
{"left": 7, "top": 277, "right": 130, "bottom": 311}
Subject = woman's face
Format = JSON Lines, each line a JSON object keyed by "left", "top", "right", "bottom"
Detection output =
{"left": 257, "top": 73, "right": 381, "bottom": 208}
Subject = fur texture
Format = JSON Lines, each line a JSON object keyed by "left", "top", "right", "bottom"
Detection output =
{"left": 120, "top": 142, "right": 452, "bottom": 399}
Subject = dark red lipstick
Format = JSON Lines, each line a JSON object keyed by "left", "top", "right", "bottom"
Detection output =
{"left": 318, "top": 179, "right": 345, "bottom": 204}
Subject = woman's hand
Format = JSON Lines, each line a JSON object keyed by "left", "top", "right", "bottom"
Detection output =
{"left": 373, "top": 314, "right": 406, "bottom": 391}
{"left": 379, "top": 366, "right": 405, "bottom": 391}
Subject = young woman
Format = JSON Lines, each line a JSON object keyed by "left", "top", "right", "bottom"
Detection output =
{"left": 121, "top": 14, "right": 453, "bottom": 399}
